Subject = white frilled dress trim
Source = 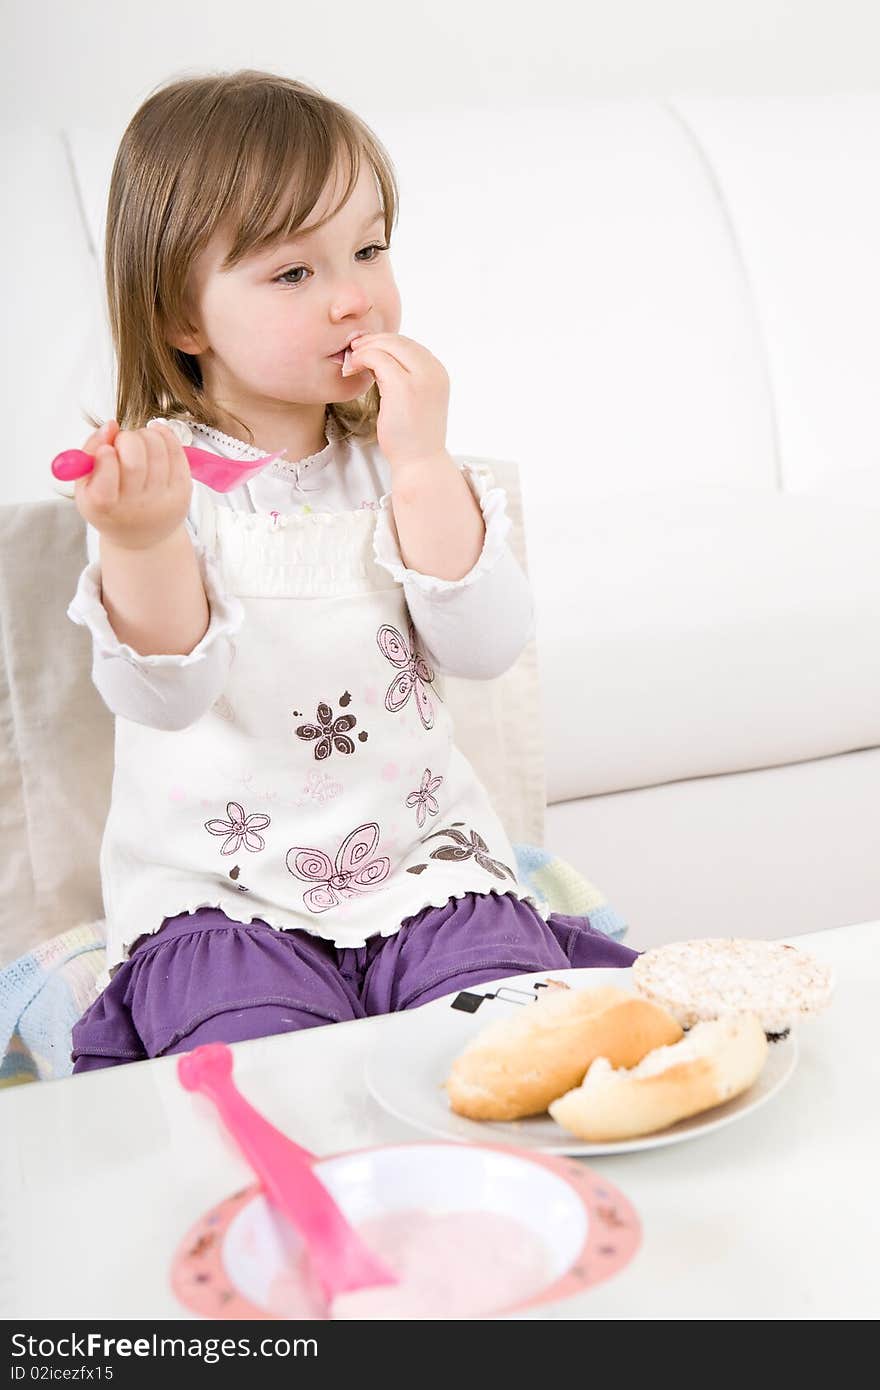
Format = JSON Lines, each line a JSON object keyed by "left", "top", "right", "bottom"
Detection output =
{"left": 371, "top": 458, "right": 513, "bottom": 595}
{"left": 199, "top": 504, "right": 396, "bottom": 600}
{"left": 156, "top": 411, "right": 344, "bottom": 481}
{"left": 147, "top": 417, "right": 195, "bottom": 447}
{"left": 108, "top": 881, "right": 552, "bottom": 979}
{"left": 66, "top": 534, "right": 244, "bottom": 691}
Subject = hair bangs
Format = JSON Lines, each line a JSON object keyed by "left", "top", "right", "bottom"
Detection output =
{"left": 219, "top": 110, "right": 363, "bottom": 268}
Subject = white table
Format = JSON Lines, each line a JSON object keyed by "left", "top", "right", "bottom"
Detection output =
{"left": 2, "top": 922, "right": 877, "bottom": 1320}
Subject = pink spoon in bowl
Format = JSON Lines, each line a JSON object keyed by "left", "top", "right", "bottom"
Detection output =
{"left": 176, "top": 1043, "right": 398, "bottom": 1301}
{"left": 51, "top": 445, "right": 286, "bottom": 494}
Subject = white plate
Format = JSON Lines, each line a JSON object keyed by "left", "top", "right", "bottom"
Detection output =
{"left": 364, "top": 967, "right": 798, "bottom": 1155}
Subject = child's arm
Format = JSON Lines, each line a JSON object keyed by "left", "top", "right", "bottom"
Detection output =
{"left": 377, "top": 454, "right": 535, "bottom": 679}
{"left": 67, "top": 421, "right": 242, "bottom": 730}
{"left": 99, "top": 525, "right": 209, "bottom": 657}
{"left": 390, "top": 451, "right": 486, "bottom": 582}
{"left": 73, "top": 418, "right": 200, "bottom": 607}
{"left": 346, "top": 333, "right": 535, "bottom": 679}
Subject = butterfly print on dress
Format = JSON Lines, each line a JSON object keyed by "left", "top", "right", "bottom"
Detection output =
{"left": 286, "top": 821, "right": 391, "bottom": 913}
{"left": 417, "top": 825, "right": 516, "bottom": 881}
{"left": 377, "top": 620, "right": 436, "bottom": 730}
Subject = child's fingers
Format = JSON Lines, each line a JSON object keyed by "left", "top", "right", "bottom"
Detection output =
{"left": 113, "top": 429, "right": 150, "bottom": 496}
{"left": 342, "top": 343, "right": 386, "bottom": 384}
{"left": 79, "top": 444, "right": 120, "bottom": 509}
{"left": 80, "top": 418, "right": 120, "bottom": 456}
{"left": 79, "top": 424, "right": 106, "bottom": 456}
{"left": 147, "top": 423, "right": 186, "bottom": 490}
{"left": 349, "top": 334, "right": 416, "bottom": 373}
{"left": 141, "top": 424, "right": 173, "bottom": 490}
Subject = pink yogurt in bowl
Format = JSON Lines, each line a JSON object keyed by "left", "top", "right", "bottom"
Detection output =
{"left": 172, "top": 1142, "right": 640, "bottom": 1320}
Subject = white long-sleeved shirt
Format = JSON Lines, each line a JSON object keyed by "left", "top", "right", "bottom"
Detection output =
{"left": 66, "top": 412, "right": 535, "bottom": 730}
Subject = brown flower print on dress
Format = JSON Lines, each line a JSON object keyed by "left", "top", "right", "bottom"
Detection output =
{"left": 406, "top": 768, "right": 443, "bottom": 828}
{"left": 295, "top": 699, "right": 358, "bottom": 760}
{"left": 420, "top": 825, "right": 516, "bottom": 882}
{"left": 377, "top": 620, "right": 436, "bottom": 730}
{"left": 204, "top": 802, "right": 271, "bottom": 856}
{"left": 286, "top": 821, "right": 391, "bottom": 913}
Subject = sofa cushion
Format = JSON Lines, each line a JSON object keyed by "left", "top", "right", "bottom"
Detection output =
{"left": 530, "top": 487, "right": 880, "bottom": 802}
{"left": 545, "top": 745, "right": 880, "bottom": 948}
{"left": 672, "top": 96, "right": 880, "bottom": 502}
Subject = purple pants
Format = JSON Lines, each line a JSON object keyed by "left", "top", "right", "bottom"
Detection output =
{"left": 71, "top": 890, "right": 638, "bottom": 1072}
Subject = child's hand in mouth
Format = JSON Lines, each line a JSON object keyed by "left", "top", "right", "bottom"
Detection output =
{"left": 341, "top": 347, "right": 359, "bottom": 377}
{"left": 336, "top": 332, "right": 450, "bottom": 469}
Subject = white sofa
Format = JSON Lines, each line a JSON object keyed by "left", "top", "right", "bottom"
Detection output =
{"left": 4, "top": 95, "right": 880, "bottom": 960}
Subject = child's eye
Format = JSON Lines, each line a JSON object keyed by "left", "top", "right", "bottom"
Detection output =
{"left": 274, "top": 244, "right": 390, "bottom": 287}
{"left": 275, "top": 265, "right": 309, "bottom": 287}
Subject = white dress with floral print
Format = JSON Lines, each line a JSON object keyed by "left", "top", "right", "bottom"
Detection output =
{"left": 75, "top": 417, "right": 544, "bottom": 972}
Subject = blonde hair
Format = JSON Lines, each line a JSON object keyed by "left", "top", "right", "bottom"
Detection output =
{"left": 92, "top": 69, "right": 399, "bottom": 446}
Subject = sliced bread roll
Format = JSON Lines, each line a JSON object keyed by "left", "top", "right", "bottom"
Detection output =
{"left": 548, "top": 1012, "right": 768, "bottom": 1141}
{"left": 444, "top": 985, "right": 683, "bottom": 1120}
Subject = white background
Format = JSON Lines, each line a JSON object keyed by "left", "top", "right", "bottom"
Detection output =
{"left": 7, "top": 0, "right": 880, "bottom": 125}
{"left": 4, "top": 0, "right": 880, "bottom": 502}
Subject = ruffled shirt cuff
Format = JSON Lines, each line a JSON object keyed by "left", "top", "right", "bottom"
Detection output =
{"left": 67, "top": 534, "right": 244, "bottom": 725}
{"left": 68, "top": 536, "right": 243, "bottom": 664}
{"left": 372, "top": 458, "right": 512, "bottom": 594}
{"left": 371, "top": 459, "right": 534, "bottom": 679}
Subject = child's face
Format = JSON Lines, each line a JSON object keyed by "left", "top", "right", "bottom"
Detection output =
{"left": 174, "top": 158, "right": 402, "bottom": 419}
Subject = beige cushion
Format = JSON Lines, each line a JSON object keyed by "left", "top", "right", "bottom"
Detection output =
{"left": 445, "top": 457, "right": 546, "bottom": 848}
{"left": 0, "top": 502, "right": 114, "bottom": 966}
{"left": 0, "top": 462, "right": 544, "bottom": 968}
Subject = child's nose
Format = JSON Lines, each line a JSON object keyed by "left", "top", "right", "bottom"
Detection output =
{"left": 330, "top": 284, "right": 372, "bottom": 317}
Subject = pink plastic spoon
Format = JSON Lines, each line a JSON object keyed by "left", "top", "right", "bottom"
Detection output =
{"left": 176, "top": 1042, "right": 398, "bottom": 1300}
{"left": 51, "top": 445, "right": 286, "bottom": 494}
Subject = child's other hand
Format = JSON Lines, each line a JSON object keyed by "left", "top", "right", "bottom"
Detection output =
{"left": 74, "top": 420, "right": 193, "bottom": 550}
{"left": 343, "top": 333, "right": 450, "bottom": 469}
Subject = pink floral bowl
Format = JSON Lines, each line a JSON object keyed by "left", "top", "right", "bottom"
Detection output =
{"left": 171, "top": 1140, "right": 640, "bottom": 1320}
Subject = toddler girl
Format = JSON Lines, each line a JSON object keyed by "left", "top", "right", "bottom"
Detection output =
{"left": 67, "top": 69, "right": 636, "bottom": 1071}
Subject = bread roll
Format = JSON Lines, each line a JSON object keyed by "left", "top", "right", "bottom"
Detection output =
{"left": 548, "top": 1012, "right": 768, "bottom": 1141}
{"left": 444, "top": 985, "right": 683, "bottom": 1120}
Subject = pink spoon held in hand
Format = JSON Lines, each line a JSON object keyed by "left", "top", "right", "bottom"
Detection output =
{"left": 177, "top": 1043, "right": 398, "bottom": 1304}
{"left": 51, "top": 443, "right": 287, "bottom": 494}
